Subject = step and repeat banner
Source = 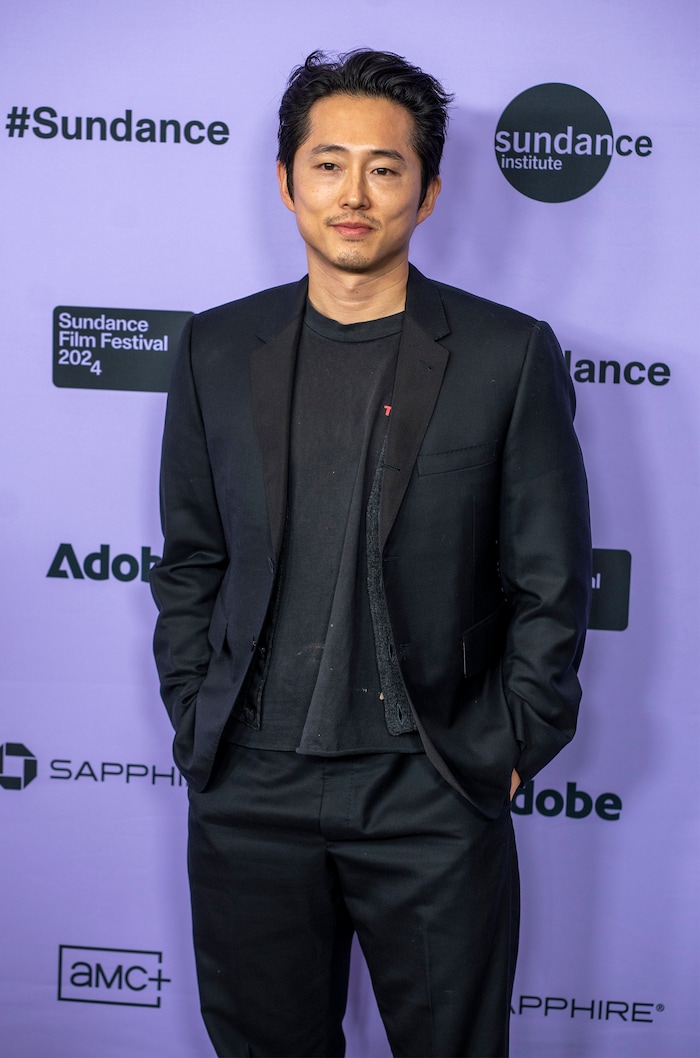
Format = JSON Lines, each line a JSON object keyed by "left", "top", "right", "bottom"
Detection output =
{"left": 2, "top": 2, "right": 698, "bottom": 1056}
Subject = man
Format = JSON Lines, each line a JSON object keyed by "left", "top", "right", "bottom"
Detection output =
{"left": 151, "top": 49, "right": 591, "bottom": 1058}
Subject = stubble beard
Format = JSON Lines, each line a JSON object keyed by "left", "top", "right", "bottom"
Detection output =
{"left": 334, "top": 248, "right": 373, "bottom": 274}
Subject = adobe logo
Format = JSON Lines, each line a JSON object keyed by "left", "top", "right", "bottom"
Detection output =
{"left": 512, "top": 780, "right": 622, "bottom": 821}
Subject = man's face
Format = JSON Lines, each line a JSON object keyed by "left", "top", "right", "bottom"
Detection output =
{"left": 277, "top": 93, "right": 440, "bottom": 278}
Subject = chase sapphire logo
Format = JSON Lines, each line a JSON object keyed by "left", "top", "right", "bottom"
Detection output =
{"left": 0, "top": 743, "right": 37, "bottom": 790}
{"left": 495, "top": 84, "right": 652, "bottom": 202}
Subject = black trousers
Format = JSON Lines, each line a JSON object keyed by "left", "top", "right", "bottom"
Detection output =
{"left": 187, "top": 745, "right": 519, "bottom": 1058}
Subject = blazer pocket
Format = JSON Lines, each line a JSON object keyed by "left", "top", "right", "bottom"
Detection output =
{"left": 462, "top": 602, "right": 509, "bottom": 680}
{"left": 417, "top": 440, "right": 498, "bottom": 476}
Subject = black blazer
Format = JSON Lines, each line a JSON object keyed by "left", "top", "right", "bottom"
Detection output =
{"left": 151, "top": 266, "right": 591, "bottom": 818}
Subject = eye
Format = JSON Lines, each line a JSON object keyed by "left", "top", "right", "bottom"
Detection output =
{"left": 373, "top": 167, "right": 394, "bottom": 176}
{"left": 319, "top": 162, "right": 339, "bottom": 171}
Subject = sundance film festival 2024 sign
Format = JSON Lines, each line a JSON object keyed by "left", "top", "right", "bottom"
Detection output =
{"left": 53, "top": 307, "right": 190, "bottom": 391}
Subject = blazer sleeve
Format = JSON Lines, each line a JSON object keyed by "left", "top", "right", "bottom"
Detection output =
{"left": 498, "top": 320, "right": 592, "bottom": 784}
{"left": 150, "top": 315, "right": 228, "bottom": 730}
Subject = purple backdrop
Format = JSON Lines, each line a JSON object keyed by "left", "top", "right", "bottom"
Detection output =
{"left": 1, "top": 1, "right": 698, "bottom": 1056}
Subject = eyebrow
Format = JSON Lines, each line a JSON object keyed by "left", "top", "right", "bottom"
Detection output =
{"left": 309, "top": 144, "right": 407, "bottom": 163}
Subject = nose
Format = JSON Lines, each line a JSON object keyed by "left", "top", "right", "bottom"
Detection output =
{"left": 340, "top": 166, "right": 370, "bottom": 211}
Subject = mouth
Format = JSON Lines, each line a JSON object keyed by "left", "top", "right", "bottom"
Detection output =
{"left": 329, "top": 220, "right": 377, "bottom": 239}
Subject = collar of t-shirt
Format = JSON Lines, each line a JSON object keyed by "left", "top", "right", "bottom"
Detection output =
{"left": 304, "top": 300, "right": 404, "bottom": 343}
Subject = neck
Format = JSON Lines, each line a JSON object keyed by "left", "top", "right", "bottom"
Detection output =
{"left": 306, "top": 258, "right": 409, "bottom": 324}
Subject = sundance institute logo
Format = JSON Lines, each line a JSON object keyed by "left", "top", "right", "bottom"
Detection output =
{"left": 495, "top": 83, "right": 652, "bottom": 202}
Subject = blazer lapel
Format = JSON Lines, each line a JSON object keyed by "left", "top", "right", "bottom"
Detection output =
{"left": 248, "top": 268, "right": 450, "bottom": 558}
{"left": 379, "top": 267, "right": 451, "bottom": 550}
{"left": 249, "top": 279, "right": 307, "bottom": 560}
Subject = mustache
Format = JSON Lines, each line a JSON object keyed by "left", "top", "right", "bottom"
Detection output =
{"left": 325, "top": 214, "right": 381, "bottom": 229}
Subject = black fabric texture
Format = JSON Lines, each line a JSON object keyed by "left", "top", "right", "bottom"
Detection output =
{"left": 228, "top": 302, "right": 421, "bottom": 754}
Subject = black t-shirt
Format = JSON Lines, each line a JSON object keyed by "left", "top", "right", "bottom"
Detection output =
{"left": 228, "top": 300, "right": 422, "bottom": 755}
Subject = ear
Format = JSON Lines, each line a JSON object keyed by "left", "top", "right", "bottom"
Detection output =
{"left": 277, "top": 161, "right": 295, "bottom": 213}
{"left": 416, "top": 176, "right": 441, "bottom": 225}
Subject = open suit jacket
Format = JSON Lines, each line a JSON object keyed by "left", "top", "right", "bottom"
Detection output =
{"left": 151, "top": 266, "right": 591, "bottom": 819}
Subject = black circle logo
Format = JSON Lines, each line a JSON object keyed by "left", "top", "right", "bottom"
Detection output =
{"left": 0, "top": 742, "right": 37, "bottom": 790}
{"left": 495, "top": 84, "right": 613, "bottom": 202}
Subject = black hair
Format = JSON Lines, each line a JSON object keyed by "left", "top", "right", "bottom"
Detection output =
{"left": 277, "top": 49, "right": 453, "bottom": 203}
